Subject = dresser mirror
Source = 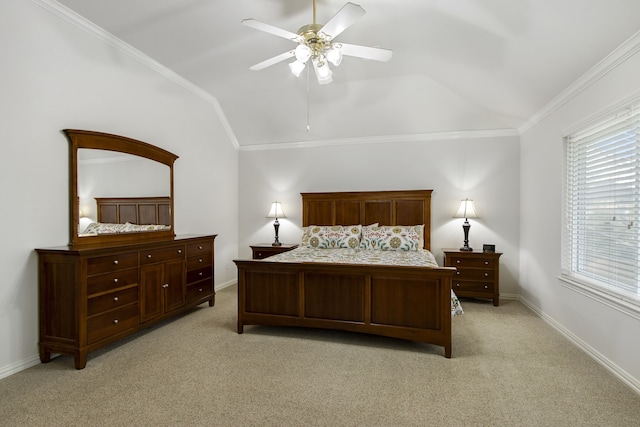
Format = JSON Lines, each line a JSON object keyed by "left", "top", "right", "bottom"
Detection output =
{"left": 66, "top": 129, "right": 178, "bottom": 247}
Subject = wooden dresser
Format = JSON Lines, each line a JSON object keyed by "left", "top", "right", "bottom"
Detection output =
{"left": 36, "top": 234, "right": 216, "bottom": 369}
{"left": 443, "top": 249, "right": 502, "bottom": 306}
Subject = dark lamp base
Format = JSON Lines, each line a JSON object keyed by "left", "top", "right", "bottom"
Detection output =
{"left": 272, "top": 242, "right": 282, "bottom": 247}
{"left": 460, "top": 246, "right": 473, "bottom": 251}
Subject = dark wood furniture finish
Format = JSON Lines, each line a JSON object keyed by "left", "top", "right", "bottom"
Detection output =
{"left": 95, "top": 197, "right": 171, "bottom": 226}
{"left": 443, "top": 249, "right": 502, "bottom": 306}
{"left": 250, "top": 243, "right": 299, "bottom": 259}
{"left": 36, "top": 130, "right": 217, "bottom": 369}
{"left": 66, "top": 129, "right": 177, "bottom": 247}
{"left": 36, "top": 234, "right": 216, "bottom": 369}
{"left": 235, "top": 190, "right": 458, "bottom": 358}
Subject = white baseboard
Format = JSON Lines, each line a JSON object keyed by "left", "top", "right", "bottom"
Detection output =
{"left": 520, "top": 296, "right": 640, "bottom": 396}
{"left": 0, "top": 354, "right": 41, "bottom": 380}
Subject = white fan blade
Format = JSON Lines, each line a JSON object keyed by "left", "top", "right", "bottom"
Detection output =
{"left": 249, "top": 50, "right": 295, "bottom": 71}
{"left": 242, "top": 18, "right": 302, "bottom": 42}
{"left": 339, "top": 43, "right": 393, "bottom": 62}
{"left": 319, "top": 2, "right": 365, "bottom": 41}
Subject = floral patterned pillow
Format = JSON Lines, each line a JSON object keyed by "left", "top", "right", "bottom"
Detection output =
{"left": 359, "top": 225, "right": 424, "bottom": 251}
{"left": 83, "top": 222, "right": 128, "bottom": 235}
{"left": 306, "top": 225, "right": 362, "bottom": 249}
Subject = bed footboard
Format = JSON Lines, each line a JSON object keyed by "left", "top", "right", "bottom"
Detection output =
{"left": 235, "top": 260, "right": 456, "bottom": 357}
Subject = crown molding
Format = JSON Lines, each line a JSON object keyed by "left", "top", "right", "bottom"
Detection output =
{"left": 519, "top": 30, "right": 640, "bottom": 134}
{"left": 238, "top": 128, "right": 519, "bottom": 151}
{"left": 32, "top": 0, "right": 240, "bottom": 150}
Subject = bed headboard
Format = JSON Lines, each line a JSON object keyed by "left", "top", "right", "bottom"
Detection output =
{"left": 95, "top": 197, "right": 171, "bottom": 225}
{"left": 301, "top": 190, "right": 433, "bottom": 250}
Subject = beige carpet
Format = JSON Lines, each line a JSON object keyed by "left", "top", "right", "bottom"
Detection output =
{"left": 1, "top": 285, "right": 639, "bottom": 426}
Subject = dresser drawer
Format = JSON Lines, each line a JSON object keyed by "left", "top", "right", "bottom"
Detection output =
{"left": 453, "top": 281, "right": 494, "bottom": 293}
{"left": 448, "top": 256, "right": 496, "bottom": 268}
{"left": 87, "top": 252, "right": 138, "bottom": 276}
{"left": 87, "top": 303, "right": 138, "bottom": 344}
{"left": 454, "top": 268, "right": 494, "bottom": 281}
{"left": 186, "top": 282, "right": 213, "bottom": 304}
{"left": 187, "top": 254, "right": 212, "bottom": 270}
{"left": 187, "top": 266, "right": 212, "bottom": 284}
{"left": 88, "top": 287, "right": 138, "bottom": 317}
{"left": 140, "top": 245, "right": 185, "bottom": 265}
{"left": 87, "top": 268, "right": 138, "bottom": 295}
{"left": 187, "top": 240, "right": 213, "bottom": 257}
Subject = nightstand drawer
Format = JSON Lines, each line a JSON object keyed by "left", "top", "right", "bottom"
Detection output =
{"left": 453, "top": 281, "right": 494, "bottom": 293}
{"left": 251, "top": 243, "right": 298, "bottom": 259}
{"left": 454, "top": 268, "right": 494, "bottom": 281}
{"left": 447, "top": 256, "right": 496, "bottom": 268}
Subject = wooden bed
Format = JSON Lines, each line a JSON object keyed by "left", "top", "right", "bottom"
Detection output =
{"left": 235, "top": 190, "right": 458, "bottom": 357}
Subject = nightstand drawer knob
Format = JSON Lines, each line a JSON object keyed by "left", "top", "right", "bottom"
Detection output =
{"left": 113, "top": 278, "right": 118, "bottom": 283}
{"left": 113, "top": 297, "right": 119, "bottom": 302}
{"left": 147, "top": 254, "right": 152, "bottom": 259}
{"left": 113, "top": 319, "right": 119, "bottom": 324}
{"left": 113, "top": 260, "right": 119, "bottom": 265}
{"left": 456, "top": 260, "right": 461, "bottom": 264}
{"left": 484, "top": 285, "right": 488, "bottom": 289}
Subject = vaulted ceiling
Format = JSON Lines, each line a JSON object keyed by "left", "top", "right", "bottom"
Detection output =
{"left": 56, "top": 0, "right": 640, "bottom": 147}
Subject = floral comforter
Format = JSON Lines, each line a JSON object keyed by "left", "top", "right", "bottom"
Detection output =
{"left": 264, "top": 247, "right": 464, "bottom": 316}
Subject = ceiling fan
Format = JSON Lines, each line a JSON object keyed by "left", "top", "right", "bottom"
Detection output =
{"left": 242, "top": 0, "right": 393, "bottom": 85}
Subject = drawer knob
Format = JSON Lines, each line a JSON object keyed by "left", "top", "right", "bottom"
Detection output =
{"left": 484, "top": 261, "right": 489, "bottom": 265}
{"left": 456, "top": 271, "right": 460, "bottom": 275}
{"left": 484, "top": 285, "right": 488, "bottom": 289}
{"left": 484, "top": 272, "right": 489, "bottom": 277}
{"left": 198, "top": 258, "right": 203, "bottom": 263}
{"left": 199, "top": 272, "right": 203, "bottom": 276}
{"left": 113, "top": 278, "right": 118, "bottom": 283}
{"left": 147, "top": 254, "right": 152, "bottom": 259}
{"left": 113, "top": 260, "right": 119, "bottom": 265}
{"left": 455, "top": 283, "right": 460, "bottom": 287}
{"left": 178, "top": 249, "right": 182, "bottom": 254}
{"left": 456, "top": 260, "right": 460, "bottom": 264}
{"left": 162, "top": 283, "right": 169, "bottom": 288}
{"left": 198, "top": 288, "right": 203, "bottom": 292}
{"left": 198, "top": 245, "right": 203, "bottom": 250}
{"left": 113, "top": 297, "right": 119, "bottom": 302}
{"left": 113, "top": 319, "right": 119, "bottom": 324}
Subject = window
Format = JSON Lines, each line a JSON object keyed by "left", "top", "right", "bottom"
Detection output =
{"left": 562, "top": 101, "right": 640, "bottom": 305}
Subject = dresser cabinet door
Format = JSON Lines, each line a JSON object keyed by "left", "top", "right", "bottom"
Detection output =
{"left": 140, "top": 263, "right": 164, "bottom": 323}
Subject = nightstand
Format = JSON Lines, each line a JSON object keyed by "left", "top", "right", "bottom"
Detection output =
{"left": 443, "top": 249, "right": 502, "bottom": 306}
{"left": 250, "top": 243, "right": 299, "bottom": 259}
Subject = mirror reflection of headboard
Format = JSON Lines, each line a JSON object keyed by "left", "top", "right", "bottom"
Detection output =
{"left": 95, "top": 197, "right": 172, "bottom": 225}
{"left": 65, "top": 129, "right": 178, "bottom": 247}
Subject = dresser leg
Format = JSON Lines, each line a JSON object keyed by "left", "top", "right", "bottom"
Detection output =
{"left": 74, "top": 351, "right": 88, "bottom": 370}
{"left": 494, "top": 297, "right": 499, "bottom": 306}
{"left": 39, "top": 345, "right": 51, "bottom": 363}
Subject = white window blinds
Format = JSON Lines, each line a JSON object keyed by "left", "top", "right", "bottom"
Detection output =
{"left": 563, "top": 103, "right": 640, "bottom": 299}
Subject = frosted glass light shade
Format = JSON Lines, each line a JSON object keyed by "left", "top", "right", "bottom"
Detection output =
{"left": 326, "top": 46, "right": 342, "bottom": 66}
{"left": 295, "top": 44, "right": 312, "bottom": 63}
{"left": 289, "top": 60, "right": 305, "bottom": 77}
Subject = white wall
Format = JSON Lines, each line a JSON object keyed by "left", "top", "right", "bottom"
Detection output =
{"left": 520, "top": 50, "right": 640, "bottom": 389}
{"left": 238, "top": 135, "right": 521, "bottom": 297}
{"left": 0, "top": 0, "right": 238, "bottom": 377}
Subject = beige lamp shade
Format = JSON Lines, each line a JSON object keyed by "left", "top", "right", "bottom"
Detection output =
{"left": 453, "top": 198, "right": 479, "bottom": 220}
{"left": 266, "top": 201, "right": 286, "bottom": 219}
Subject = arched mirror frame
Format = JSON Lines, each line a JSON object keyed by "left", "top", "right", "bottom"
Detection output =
{"left": 65, "top": 129, "right": 178, "bottom": 248}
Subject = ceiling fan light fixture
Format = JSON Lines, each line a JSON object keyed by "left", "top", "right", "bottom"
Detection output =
{"left": 294, "top": 44, "right": 312, "bottom": 63}
{"left": 313, "top": 58, "right": 333, "bottom": 84}
{"left": 326, "top": 45, "right": 342, "bottom": 66}
{"left": 289, "top": 60, "right": 306, "bottom": 77}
